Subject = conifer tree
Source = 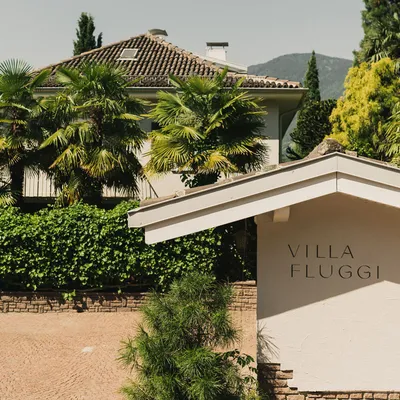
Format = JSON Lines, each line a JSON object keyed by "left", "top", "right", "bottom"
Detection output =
{"left": 329, "top": 58, "right": 400, "bottom": 159}
{"left": 287, "top": 52, "right": 335, "bottom": 159}
{"left": 303, "top": 51, "right": 321, "bottom": 102}
{"left": 119, "top": 272, "right": 259, "bottom": 400}
{"left": 73, "top": 13, "right": 103, "bottom": 56}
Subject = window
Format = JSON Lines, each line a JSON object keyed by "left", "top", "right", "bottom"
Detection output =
{"left": 118, "top": 49, "right": 138, "bottom": 61}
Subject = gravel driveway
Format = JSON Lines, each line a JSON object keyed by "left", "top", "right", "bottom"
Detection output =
{"left": 0, "top": 311, "right": 255, "bottom": 400}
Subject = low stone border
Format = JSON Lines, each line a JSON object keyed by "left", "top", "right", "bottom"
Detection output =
{"left": 0, "top": 281, "right": 256, "bottom": 313}
{"left": 0, "top": 292, "right": 148, "bottom": 313}
{"left": 258, "top": 364, "right": 400, "bottom": 400}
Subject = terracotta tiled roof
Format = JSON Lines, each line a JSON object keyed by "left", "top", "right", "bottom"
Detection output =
{"left": 37, "top": 33, "right": 301, "bottom": 89}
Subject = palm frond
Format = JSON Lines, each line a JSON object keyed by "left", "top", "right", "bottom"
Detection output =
{"left": 50, "top": 144, "right": 86, "bottom": 170}
{"left": 213, "top": 67, "right": 229, "bottom": 85}
{"left": 381, "top": 103, "right": 400, "bottom": 158}
{"left": 168, "top": 74, "right": 188, "bottom": 90}
{"left": 162, "top": 124, "right": 204, "bottom": 140}
{"left": 115, "top": 113, "right": 142, "bottom": 121}
{"left": 0, "top": 102, "right": 31, "bottom": 112}
{"left": 0, "top": 118, "right": 27, "bottom": 126}
{"left": 150, "top": 91, "right": 193, "bottom": 126}
{"left": 29, "top": 69, "right": 51, "bottom": 89}
{"left": 0, "top": 59, "right": 32, "bottom": 76}
{"left": 186, "top": 75, "right": 218, "bottom": 95}
{"left": 197, "top": 151, "right": 236, "bottom": 173}
{"left": 5, "top": 134, "right": 28, "bottom": 152}
{"left": 0, "top": 186, "right": 16, "bottom": 206}
{"left": 56, "top": 67, "right": 81, "bottom": 85}
{"left": 40, "top": 128, "right": 69, "bottom": 149}
{"left": 83, "top": 148, "right": 119, "bottom": 177}
{"left": 124, "top": 76, "right": 143, "bottom": 88}
{"left": 0, "top": 138, "right": 7, "bottom": 151}
{"left": 55, "top": 172, "right": 84, "bottom": 206}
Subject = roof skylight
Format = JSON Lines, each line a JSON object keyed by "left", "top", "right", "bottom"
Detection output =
{"left": 118, "top": 49, "right": 138, "bottom": 60}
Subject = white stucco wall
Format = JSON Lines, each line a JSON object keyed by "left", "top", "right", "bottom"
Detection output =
{"left": 262, "top": 101, "right": 279, "bottom": 165}
{"left": 138, "top": 139, "right": 185, "bottom": 198}
{"left": 257, "top": 193, "right": 400, "bottom": 391}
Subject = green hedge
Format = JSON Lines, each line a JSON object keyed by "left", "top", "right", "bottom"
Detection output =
{"left": 0, "top": 202, "right": 247, "bottom": 291}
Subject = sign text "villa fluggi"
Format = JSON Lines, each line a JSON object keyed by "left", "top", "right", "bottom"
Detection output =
{"left": 288, "top": 244, "right": 380, "bottom": 280}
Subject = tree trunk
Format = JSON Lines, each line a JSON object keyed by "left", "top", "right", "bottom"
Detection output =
{"left": 83, "top": 177, "right": 102, "bottom": 206}
{"left": 184, "top": 172, "right": 220, "bottom": 188}
{"left": 9, "top": 162, "right": 24, "bottom": 207}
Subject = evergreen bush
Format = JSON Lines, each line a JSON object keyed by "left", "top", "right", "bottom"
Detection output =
{"left": 0, "top": 202, "right": 247, "bottom": 292}
{"left": 119, "top": 272, "right": 260, "bottom": 400}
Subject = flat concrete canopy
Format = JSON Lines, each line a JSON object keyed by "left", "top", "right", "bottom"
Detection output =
{"left": 128, "top": 153, "right": 400, "bottom": 244}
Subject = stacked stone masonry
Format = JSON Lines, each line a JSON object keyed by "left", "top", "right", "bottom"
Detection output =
{"left": 258, "top": 364, "right": 400, "bottom": 400}
{"left": 0, "top": 281, "right": 257, "bottom": 313}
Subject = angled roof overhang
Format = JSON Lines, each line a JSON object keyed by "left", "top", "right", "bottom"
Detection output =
{"left": 128, "top": 153, "right": 400, "bottom": 244}
{"left": 35, "top": 83, "right": 306, "bottom": 102}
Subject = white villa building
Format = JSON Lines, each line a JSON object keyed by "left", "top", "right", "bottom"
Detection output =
{"left": 25, "top": 29, "right": 305, "bottom": 204}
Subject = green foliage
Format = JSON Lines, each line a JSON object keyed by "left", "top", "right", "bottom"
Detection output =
{"left": 329, "top": 58, "right": 400, "bottom": 157}
{"left": 73, "top": 12, "right": 103, "bottom": 56}
{"left": 39, "top": 63, "right": 146, "bottom": 205}
{"left": 304, "top": 51, "right": 321, "bottom": 102}
{"left": 287, "top": 99, "right": 337, "bottom": 159}
{"left": 380, "top": 102, "right": 400, "bottom": 163}
{"left": 119, "top": 272, "right": 260, "bottom": 400}
{"left": 0, "top": 202, "right": 247, "bottom": 291}
{"left": 287, "top": 53, "right": 336, "bottom": 159}
{"left": 146, "top": 68, "right": 267, "bottom": 188}
{"left": 355, "top": 0, "right": 400, "bottom": 67}
{"left": 249, "top": 53, "right": 351, "bottom": 160}
{"left": 0, "top": 59, "right": 51, "bottom": 205}
{"left": 0, "top": 179, "right": 15, "bottom": 206}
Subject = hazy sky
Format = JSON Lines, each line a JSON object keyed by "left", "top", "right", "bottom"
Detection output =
{"left": 0, "top": 0, "right": 364, "bottom": 69}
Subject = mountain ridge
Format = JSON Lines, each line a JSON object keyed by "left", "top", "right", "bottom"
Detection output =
{"left": 248, "top": 53, "right": 353, "bottom": 99}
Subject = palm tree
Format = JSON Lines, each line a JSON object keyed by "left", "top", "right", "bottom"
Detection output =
{"left": 40, "top": 63, "right": 146, "bottom": 206}
{"left": 380, "top": 102, "right": 400, "bottom": 164}
{"left": 362, "top": 12, "right": 400, "bottom": 70}
{"left": 0, "top": 183, "right": 15, "bottom": 206}
{"left": 146, "top": 69, "right": 267, "bottom": 188}
{"left": 0, "top": 59, "right": 50, "bottom": 206}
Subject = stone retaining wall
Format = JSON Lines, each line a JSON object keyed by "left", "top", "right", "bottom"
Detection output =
{"left": 258, "top": 364, "right": 400, "bottom": 400}
{"left": 0, "top": 280, "right": 256, "bottom": 313}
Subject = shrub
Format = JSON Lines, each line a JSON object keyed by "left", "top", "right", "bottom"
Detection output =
{"left": 0, "top": 202, "right": 248, "bottom": 291}
{"left": 328, "top": 58, "right": 400, "bottom": 158}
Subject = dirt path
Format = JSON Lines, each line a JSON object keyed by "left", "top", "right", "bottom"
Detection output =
{"left": 0, "top": 311, "right": 255, "bottom": 400}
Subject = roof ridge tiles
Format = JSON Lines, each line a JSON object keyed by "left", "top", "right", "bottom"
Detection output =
{"left": 148, "top": 33, "right": 220, "bottom": 70}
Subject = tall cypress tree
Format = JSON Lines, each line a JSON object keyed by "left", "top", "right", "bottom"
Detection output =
{"left": 304, "top": 51, "right": 321, "bottom": 102}
{"left": 73, "top": 13, "right": 103, "bottom": 56}
{"left": 287, "top": 51, "right": 335, "bottom": 160}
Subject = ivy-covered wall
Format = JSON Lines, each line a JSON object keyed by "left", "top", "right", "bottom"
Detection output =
{"left": 0, "top": 202, "right": 250, "bottom": 292}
